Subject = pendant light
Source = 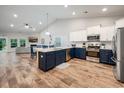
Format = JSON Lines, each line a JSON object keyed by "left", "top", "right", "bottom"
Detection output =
{"left": 45, "top": 13, "right": 50, "bottom": 35}
{"left": 45, "top": 13, "right": 52, "bottom": 47}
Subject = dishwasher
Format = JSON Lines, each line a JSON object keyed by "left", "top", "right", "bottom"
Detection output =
{"left": 66, "top": 49, "right": 71, "bottom": 61}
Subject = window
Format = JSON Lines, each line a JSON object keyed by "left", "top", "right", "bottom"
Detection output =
{"left": 55, "top": 37, "right": 61, "bottom": 47}
{"left": 0, "top": 38, "right": 6, "bottom": 51}
{"left": 20, "top": 39, "right": 26, "bottom": 47}
{"left": 11, "top": 39, "right": 17, "bottom": 48}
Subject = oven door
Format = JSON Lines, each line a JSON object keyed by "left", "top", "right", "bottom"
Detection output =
{"left": 86, "top": 51, "right": 99, "bottom": 62}
{"left": 87, "top": 51, "right": 99, "bottom": 58}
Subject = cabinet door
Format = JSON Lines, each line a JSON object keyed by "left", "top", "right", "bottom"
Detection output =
{"left": 115, "top": 18, "right": 124, "bottom": 28}
{"left": 81, "top": 48, "right": 86, "bottom": 59}
{"left": 100, "top": 49, "right": 115, "bottom": 65}
{"left": 70, "top": 31, "right": 83, "bottom": 41}
{"left": 75, "top": 48, "right": 79, "bottom": 58}
{"left": 70, "top": 48, "right": 75, "bottom": 58}
{"left": 100, "top": 53, "right": 109, "bottom": 63}
{"left": 87, "top": 25, "right": 100, "bottom": 35}
{"left": 100, "top": 54, "right": 109, "bottom": 63}
{"left": 76, "top": 31, "right": 83, "bottom": 41}
{"left": 100, "top": 28, "right": 108, "bottom": 41}
{"left": 100, "top": 26, "right": 114, "bottom": 41}
{"left": 70, "top": 32, "right": 76, "bottom": 41}
{"left": 82, "top": 30, "right": 87, "bottom": 41}
{"left": 75, "top": 48, "right": 86, "bottom": 59}
{"left": 38, "top": 52, "right": 47, "bottom": 71}
{"left": 55, "top": 50, "right": 66, "bottom": 66}
{"left": 78, "top": 48, "right": 86, "bottom": 59}
{"left": 100, "top": 50, "right": 108, "bottom": 63}
{"left": 107, "top": 26, "right": 115, "bottom": 41}
{"left": 100, "top": 49, "right": 112, "bottom": 64}
{"left": 74, "top": 31, "right": 83, "bottom": 41}
{"left": 46, "top": 52, "right": 55, "bottom": 70}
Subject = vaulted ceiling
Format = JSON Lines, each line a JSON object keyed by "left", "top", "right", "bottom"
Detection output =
{"left": 0, "top": 5, "right": 124, "bottom": 33}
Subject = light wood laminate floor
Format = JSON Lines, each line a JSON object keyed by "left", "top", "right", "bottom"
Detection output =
{"left": 0, "top": 52, "right": 124, "bottom": 88}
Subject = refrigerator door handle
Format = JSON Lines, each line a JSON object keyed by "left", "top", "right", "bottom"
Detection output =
{"left": 111, "top": 57, "right": 117, "bottom": 63}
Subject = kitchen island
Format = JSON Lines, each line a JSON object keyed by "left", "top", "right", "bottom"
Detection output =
{"left": 36, "top": 48, "right": 68, "bottom": 71}
{"left": 36, "top": 47, "right": 87, "bottom": 71}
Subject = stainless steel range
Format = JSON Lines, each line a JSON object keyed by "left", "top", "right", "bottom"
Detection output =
{"left": 86, "top": 45, "right": 100, "bottom": 63}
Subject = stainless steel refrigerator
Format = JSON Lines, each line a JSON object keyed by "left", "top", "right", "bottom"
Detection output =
{"left": 112, "top": 27, "right": 124, "bottom": 82}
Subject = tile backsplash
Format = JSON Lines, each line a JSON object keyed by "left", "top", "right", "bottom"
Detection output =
{"left": 72, "top": 41, "right": 112, "bottom": 49}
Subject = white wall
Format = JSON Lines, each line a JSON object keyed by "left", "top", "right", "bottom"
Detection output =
{"left": 0, "top": 32, "right": 40, "bottom": 52}
{"left": 40, "top": 16, "right": 122, "bottom": 47}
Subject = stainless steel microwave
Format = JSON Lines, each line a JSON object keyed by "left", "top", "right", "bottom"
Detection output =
{"left": 87, "top": 35, "right": 100, "bottom": 41}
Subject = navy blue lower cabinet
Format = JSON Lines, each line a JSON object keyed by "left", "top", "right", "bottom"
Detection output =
{"left": 100, "top": 49, "right": 115, "bottom": 65}
{"left": 70, "top": 48, "right": 75, "bottom": 58}
{"left": 75, "top": 48, "right": 86, "bottom": 59}
{"left": 100, "top": 49, "right": 109, "bottom": 64}
{"left": 55, "top": 49, "right": 66, "bottom": 66}
{"left": 38, "top": 52, "right": 46, "bottom": 71}
{"left": 39, "top": 51, "right": 56, "bottom": 71}
{"left": 46, "top": 52, "right": 56, "bottom": 70}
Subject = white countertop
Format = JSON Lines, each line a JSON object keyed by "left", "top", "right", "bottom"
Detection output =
{"left": 35, "top": 46, "right": 112, "bottom": 53}
{"left": 35, "top": 47, "right": 72, "bottom": 53}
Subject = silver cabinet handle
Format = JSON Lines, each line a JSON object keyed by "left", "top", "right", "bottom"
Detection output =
{"left": 41, "top": 55, "right": 43, "bottom": 58}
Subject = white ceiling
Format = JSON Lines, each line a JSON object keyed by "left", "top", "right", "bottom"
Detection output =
{"left": 0, "top": 5, "right": 124, "bottom": 33}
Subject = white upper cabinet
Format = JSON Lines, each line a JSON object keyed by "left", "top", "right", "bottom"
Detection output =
{"left": 82, "top": 30, "right": 87, "bottom": 41}
{"left": 100, "top": 26, "right": 115, "bottom": 41}
{"left": 70, "top": 25, "right": 115, "bottom": 42}
{"left": 69, "top": 31, "right": 83, "bottom": 41}
{"left": 69, "top": 31, "right": 76, "bottom": 41}
{"left": 75, "top": 31, "right": 83, "bottom": 41}
{"left": 69, "top": 30, "right": 87, "bottom": 42}
{"left": 87, "top": 25, "right": 100, "bottom": 35}
{"left": 115, "top": 18, "right": 124, "bottom": 28}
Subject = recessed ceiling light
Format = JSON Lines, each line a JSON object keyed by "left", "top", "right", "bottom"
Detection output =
{"left": 102, "top": 8, "right": 107, "bottom": 12}
{"left": 33, "top": 28, "right": 36, "bottom": 31}
{"left": 64, "top": 5, "right": 68, "bottom": 8}
{"left": 72, "top": 11, "right": 76, "bottom": 15}
{"left": 10, "top": 24, "right": 14, "bottom": 27}
{"left": 39, "top": 21, "right": 42, "bottom": 25}
{"left": 13, "top": 14, "right": 18, "bottom": 18}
